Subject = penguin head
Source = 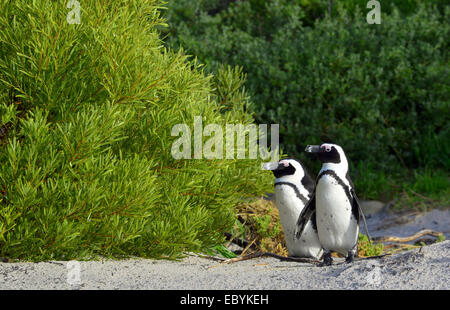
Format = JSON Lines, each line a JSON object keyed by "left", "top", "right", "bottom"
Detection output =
{"left": 305, "top": 143, "right": 350, "bottom": 176}
{"left": 305, "top": 143, "right": 345, "bottom": 164}
{"left": 261, "top": 159, "right": 303, "bottom": 178}
{"left": 262, "top": 158, "right": 310, "bottom": 181}
{"left": 262, "top": 159, "right": 315, "bottom": 194}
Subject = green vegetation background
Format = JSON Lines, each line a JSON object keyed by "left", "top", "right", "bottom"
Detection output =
{"left": 163, "top": 0, "right": 449, "bottom": 205}
{"left": 0, "top": 0, "right": 448, "bottom": 261}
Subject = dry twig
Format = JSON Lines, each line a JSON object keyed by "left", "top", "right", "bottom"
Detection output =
{"left": 373, "top": 229, "right": 443, "bottom": 243}
{"left": 222, "top": 252, "right": 321, "bottom": 265}
{"left": 240, "top": 239, "right": 256, "bottom": 256}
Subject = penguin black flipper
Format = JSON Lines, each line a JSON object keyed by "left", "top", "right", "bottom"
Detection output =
{"left": 350, "top": 188, "right": 360, "bottom": 226}
{"left": 295, "top": 192, "right": 316, "bottom": 240}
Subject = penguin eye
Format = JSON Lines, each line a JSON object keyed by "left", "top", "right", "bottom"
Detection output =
{"left": 323, "top": 145, "right": 332, "bottom": 152}
{"left": 279, "top": 160, "right": 290, "bottom": 167}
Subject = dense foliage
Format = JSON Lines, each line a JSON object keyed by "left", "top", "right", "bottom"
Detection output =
{"left": 164, "top": 1, "right": 449, "bottom": 196}
{"left": 0, "top": 0, "right": 272, "bottom": 261}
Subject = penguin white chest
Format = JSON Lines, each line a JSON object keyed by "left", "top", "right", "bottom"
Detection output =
{"left": 274, "top": 185, "right": 323, "bottom": 259}
{"left": 274, "top": 186, "right": 302, "bottom": 238}
{"left": 315, "top": 175, "right": 358, "bottom": 254}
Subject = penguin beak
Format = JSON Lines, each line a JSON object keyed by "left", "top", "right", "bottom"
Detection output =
{"left": 261, "top": 162, "right": 280, "bottom": 171}
{"left": 305, "top": 145, "right": 321, "bottom": 153}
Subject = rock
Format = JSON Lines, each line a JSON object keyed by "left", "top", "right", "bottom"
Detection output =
{"left": 360, "top": 200, "right": 386, "bottom": 216}
{"left": 226, "top": 242, "right": 244, "bottom": 254}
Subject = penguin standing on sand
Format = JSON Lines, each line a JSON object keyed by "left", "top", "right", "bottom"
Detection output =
{"left": 262, "top": 159, "right": 323, "bottom": 259}
{"left": 295, "top": 143, "right": 367, "bottom": 265}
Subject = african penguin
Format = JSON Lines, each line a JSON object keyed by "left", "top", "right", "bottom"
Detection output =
{"left": 295, "top": 143, "right": 363, "bottom": 265}
{"left": 262, "top": 159, "right": 323, "bottom": 259}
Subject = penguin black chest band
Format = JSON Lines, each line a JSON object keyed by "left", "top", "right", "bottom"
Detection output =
{"left": 274, "top": 182, "right": 309, "bottom": 205}
{"left": 317, "top": 170, "right": 353, "bottom": 203}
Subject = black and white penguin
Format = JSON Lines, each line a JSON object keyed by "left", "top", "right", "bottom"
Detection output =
{"left": 262, "top": 159, "right": 323, "bottom": 259}
{"left": 295, "top": 143, "right": 365, "bottom": 265}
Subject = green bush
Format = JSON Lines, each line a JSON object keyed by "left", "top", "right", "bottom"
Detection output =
{"left": 0, "top": 0, "right": 271, "bottom": 261}
{"left": 164, "top": 1, "right": 449, "bottom": 195}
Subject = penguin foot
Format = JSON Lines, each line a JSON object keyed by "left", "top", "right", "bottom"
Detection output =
{"left": 345, "top": 251, "right": 354, "bottom": 264}
{"left": 346, "top": 243, "right": 357, "bottom": 263}
{"left": 319, "top": 251, "right": 333, "bottom": 266}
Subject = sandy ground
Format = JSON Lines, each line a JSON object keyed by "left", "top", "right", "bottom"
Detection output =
{"left": 1, "top": 207, "right": 449, "bottom": 290}
{"left": 0, "top": 240, "right": 448, "bottom": 290}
